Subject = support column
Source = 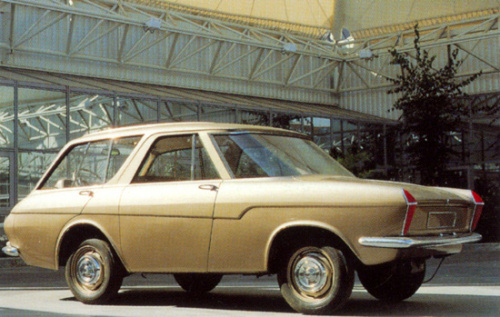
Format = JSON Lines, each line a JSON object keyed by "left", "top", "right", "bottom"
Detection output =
{"left": 65, "top": 86, "right": 70, "bottom": 143}
{"left": 13, "top": 82, "right": 18, "bottom": 205}
{"left": 467, "top": 104, "right": 474, "bottom": 190}
{"left": 383, "top": 124, "right": 388, "bottom": 177}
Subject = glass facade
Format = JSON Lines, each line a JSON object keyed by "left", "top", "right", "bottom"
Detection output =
{"left": 0, "top": 86, "right": 14, "bottom": 148}
{"left": 1, "top": 78, "right": 495, "bottom": 224}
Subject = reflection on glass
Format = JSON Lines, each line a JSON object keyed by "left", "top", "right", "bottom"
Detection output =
{"left": 213, "top": 133, "right": 353, "bottom": 179}
{"left": 0, "top": 156, "right": 10, "bottom": 207}
{"left": 134, "top": 134, "right": 218, "bottom": 183}
{"left": 160, "top": 101, "right": 198, "bottom": 122}
{"left": 41, "top": 136, "right": 141, "bottom": 189}
{"left": 202, "top": 106, "right": 235, "bottom": 123}
{"left": 117, "top": 98, "right": 158, "bottom": 126}
{"left": 18, "top": 89, "right": 67, "bottom": 150}
{"left": 18, "top": 151, "right": 57, "bottom": 199}
{"left": 239, "top": 110, "right": 268, "bottom": 126}
{"left": 69, "top": 93, "right": 115, "bottom": 139}
{"left": 313, "top": 117, "right": 331, "bottom": 151}
{"left": 0, "top": 86, "right": 14, "bottom": 148}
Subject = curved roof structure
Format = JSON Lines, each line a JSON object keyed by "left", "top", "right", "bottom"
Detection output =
{"left": 135, "top": 0, "right": 500, "bottom": 38}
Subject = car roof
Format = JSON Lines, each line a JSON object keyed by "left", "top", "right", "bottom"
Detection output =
{"left": 71, "top": 122, "right": 303, "bottom": 143}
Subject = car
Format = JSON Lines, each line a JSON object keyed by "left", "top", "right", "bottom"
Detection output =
{"left": 2, "top": 122, "right": 483, "bottom": 314}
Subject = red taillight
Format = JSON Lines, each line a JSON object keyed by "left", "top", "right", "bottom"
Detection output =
{"left": 402, "top": 189, "right": 417, "bottom": 236}
{"left": 470, "top": 191, "right": 484, "bottom": 231}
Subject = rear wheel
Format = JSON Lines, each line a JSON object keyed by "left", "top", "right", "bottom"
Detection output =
{"left": 358, "top": 260, "right": 425, "bottom": 302}
{"left": 174, "top": 273, "right": 222, "bottom": 294}
{"left": 65, "top": 239, "right": 123, "bottom": 304}
{"left": 278, "top": 246, "right": 354, "bottom": 315}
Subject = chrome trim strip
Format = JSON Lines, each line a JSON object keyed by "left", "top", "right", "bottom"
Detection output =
{"left": 358, "top": 233, "right": 482, "bottom": 249}
{"left": 2, "top": 241, "right": 19, "bottom": 257}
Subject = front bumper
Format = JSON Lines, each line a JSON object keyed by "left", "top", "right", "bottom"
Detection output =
{"left": 359, "top": 232, "right": 482, "bottom": 249}
{"left": 2, "top": 241, "right": 19, "bottom": 257}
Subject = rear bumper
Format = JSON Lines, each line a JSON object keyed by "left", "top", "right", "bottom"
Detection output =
{"left": 358, "top": 232, "right": 482, "bottom": 249}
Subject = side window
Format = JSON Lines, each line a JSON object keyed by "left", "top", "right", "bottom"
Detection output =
{"left": 133, "top": 134, "right": 218, "bottom": 183}
{"left": 74, "top": 140, "right": 111, "bottom": 186}
{"left": 106, "top": 137, "right": 142, "bottom": 180}
{"left": 41, "top": 136, "right": 141, "bottom": 189}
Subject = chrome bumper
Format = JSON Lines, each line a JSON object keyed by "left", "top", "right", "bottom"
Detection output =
{"left": 2, "top": 241, "right": 19, "bottom": 257}
{"left": 358, "top": 233, "right": 482, "bottom": 249}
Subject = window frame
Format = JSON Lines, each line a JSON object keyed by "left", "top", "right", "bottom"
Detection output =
{"left": 132, "top": 133, "right": 220, "bottom": 184}
{"left": 37, "top": 135, "right": 143, "bottom": 190}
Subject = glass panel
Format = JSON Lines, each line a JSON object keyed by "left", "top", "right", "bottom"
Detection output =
{"left": 0, "top": 86, "right": 14, "bottom": 148}
{"left": 41, "top": 141, "right": 108, "bottom": 189}
{"left": 117, "top": 97, "right": 157, "bottom": 126}
{"left": 213, "top": 133, "right": 353, "bottom": 178}
{"left": 0, "top": 155, "right": 10, "bottom": 207}
{"left": 18, "top": 89, "right": 67, "bottom": 150}
{"left": 160, "top": 101, "right": 198, "bottom": 122}
{"left": 106, "top": 136, "right": 142, "bottom": 181}
{"left": 272, "top": 113, "right": 302, "bottom": 130}
{"left": 18, "top": 151, "right": 58, "bottom": 199}
{"left": 41, "top": 136, "right": 141, "bottom": 189}
{"left": 134, "top": 134, "right": 218, "bottom": 183}
{"left": 239, "top": 110, "right": 269, "bottom": 126}
{"left": 69, "top": 93, "right": 115, "bottom": 139}
{"left": 202, "top": 105, "right": 235, "bottom": 123}
{"left": 289, "top": 118, "right": 303, "bottom": 133}
{"left": 312, "top": 117, "right": 331, "bottom": 151}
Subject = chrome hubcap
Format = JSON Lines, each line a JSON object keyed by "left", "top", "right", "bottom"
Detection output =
{"left": 76, "top": 253, "right": 102, "bottom": 288}
{"left": 292, "top": 251, "right": 333, "bottom": 297}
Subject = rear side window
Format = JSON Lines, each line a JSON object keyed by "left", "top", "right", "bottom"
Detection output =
{"left": 133, "top": 134, "right": 219, "bottom": 183}
{"left": 41, "top": 136, "right": 141, "bottom": 189}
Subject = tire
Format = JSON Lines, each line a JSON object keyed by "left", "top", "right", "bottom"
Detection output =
{"left": 174, "top": 273, "right": 222, "bottom": 294}
{"left": 65, "top": 239, "right": 124, "bottom": 304}
{"left": 358, "top": 260, "right": 425, "bottom": 302}
{"left": 278, "top": 246, "right": 354, "bottom": 315}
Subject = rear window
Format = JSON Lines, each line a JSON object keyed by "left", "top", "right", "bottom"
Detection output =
{"left": 212, "top": 133, "right": 353, "bottom": 178}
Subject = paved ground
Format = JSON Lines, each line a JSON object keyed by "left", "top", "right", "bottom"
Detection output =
{"left": 0, "top": 284, "right": 499, "bottom": 316}
{"left": 0, "top": 243, "right": 498, "bottom": 316}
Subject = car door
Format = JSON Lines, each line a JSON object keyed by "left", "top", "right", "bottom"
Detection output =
{"left": 119, "top": 133, "right": 221, "bottom": 273}
{"left": 15, "top": 140, "right": 113, "bottom": 268}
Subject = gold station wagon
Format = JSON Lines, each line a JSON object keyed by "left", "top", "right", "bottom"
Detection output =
{"left": 3, "top": 122, "right": 483, "bottom": 314}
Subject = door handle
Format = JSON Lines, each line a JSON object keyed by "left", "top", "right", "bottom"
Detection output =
{"left": 198, "top": 184, "right": 218, "bottom": 191}
{"left": 79, "top": 190, "right": 94, "bottom": 197}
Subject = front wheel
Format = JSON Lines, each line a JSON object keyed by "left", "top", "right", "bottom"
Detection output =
{"left": 174, "top": 273, "right": 222, "bottom": 294}
{"left": 65, "top": 239, "right": 123, "bottom": 304}
{"left": 278, "top": 246, "right": 354, "bottom": 315}
{"left": 358, "top": 260, "right": 426, "bottom": 302}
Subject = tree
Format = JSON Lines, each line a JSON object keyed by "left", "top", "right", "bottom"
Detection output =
{"left": 388, "top": 25, "right": 482, "bottom": 185}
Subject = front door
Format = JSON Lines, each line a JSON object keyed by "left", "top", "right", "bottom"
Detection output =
{"left": 119, "top": 134, "right": 221, "bottom": 272}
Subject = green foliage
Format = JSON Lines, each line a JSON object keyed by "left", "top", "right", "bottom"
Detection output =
{"left": 388, "top": 25, "right": 482, "bottom": 185}
{"left": 331, "top": 141, "right": 376, "bottom": 179}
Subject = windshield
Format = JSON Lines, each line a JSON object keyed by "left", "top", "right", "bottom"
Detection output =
{"left": 212, "top": 132, "right": 354, "bottom": 178}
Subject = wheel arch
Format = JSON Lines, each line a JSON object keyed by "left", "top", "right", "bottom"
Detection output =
{"left": 55, "top": 220, "right": 126, "bottom": 272}
{"left": 266, "top": 221, "right": 361, "bottom": 274}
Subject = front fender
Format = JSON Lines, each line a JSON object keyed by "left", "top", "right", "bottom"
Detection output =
{"left": 55, "top": 215, "right": 125, "bottom": 270}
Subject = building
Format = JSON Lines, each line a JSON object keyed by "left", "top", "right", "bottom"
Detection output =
{"left": 0, "top": 0, "right": 498, "bottom": 222}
